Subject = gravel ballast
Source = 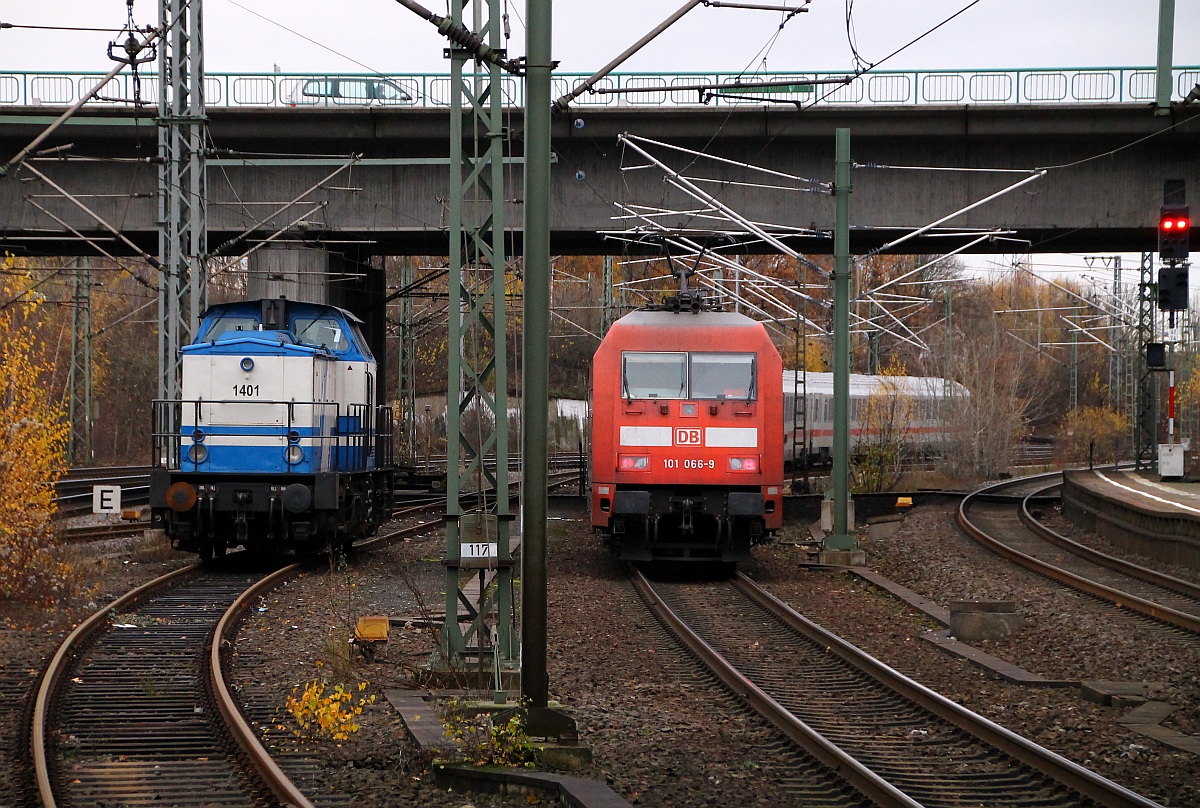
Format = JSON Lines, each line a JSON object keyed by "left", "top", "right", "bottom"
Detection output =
{"left": 5, "top": 499, "right": 1199, "bottom": 806}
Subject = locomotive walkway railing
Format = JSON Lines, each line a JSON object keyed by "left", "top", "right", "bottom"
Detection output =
{"left": 2, "top": 66, "right": 1198, "bottom": 109}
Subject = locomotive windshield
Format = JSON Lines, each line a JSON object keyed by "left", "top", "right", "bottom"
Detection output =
{"left": 202, "top": 314, "right": 263, "bottom": 340}
{"left": 690, "top": 353, "right": 756, "bottom": 401}
{"left": 622, "top": 352, "right": 686, "bottom": 399}
{"left": 620, "top": 351, "right": 756, "bottom": 401}
{"left": 293, "top": 316, "right": 350, "bottom": 351}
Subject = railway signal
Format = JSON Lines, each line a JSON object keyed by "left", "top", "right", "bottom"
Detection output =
{"left": 1159, "top": 204, "right": 1191, "bottom": 261}
{"left": 1157, "top": 265, "right": 1189, "bottom": 311}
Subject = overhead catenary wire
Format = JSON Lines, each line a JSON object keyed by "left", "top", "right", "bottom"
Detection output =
{"left": 0, "top": 22, "right": 134, "bottom": 32}
{"left": 23, "top": 199, "right": 155, "bottom": 289}
{"left": 618, "top": 134, "right": 832, "bottom": 275}
{"left": 867, "top": 171, "right": 1048, "bottom": 257}
{"left": 855, "top": 163, "right": 1038, "bottom": 174}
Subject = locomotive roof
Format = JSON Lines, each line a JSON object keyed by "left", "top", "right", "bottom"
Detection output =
{"left": 200, "top": 299, "right": 363, "bottom": 324}
{"left": 784, "top": 370, "right": 970, "bottom": 399}
{"left": 188, "top": 298, "right": 373, "bottom": 362}
{"left": 614, "top": 309, "right": 765, "bottom": 329}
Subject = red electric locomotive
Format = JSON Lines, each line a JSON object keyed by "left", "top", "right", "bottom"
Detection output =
{"left": 590, "top": 288, "right": 783, "bottom": 564}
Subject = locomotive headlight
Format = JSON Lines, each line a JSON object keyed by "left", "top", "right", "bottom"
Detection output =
{"left": 286, "top": 444, "right": 304, "bottom": 465}
{"left": 618, "top": 454, "right": 650, "bottom": 471}
{"left": 188, "top": 443, "right": 209, "bottom": 463}
{"left": 729, "top": 456, "right": 759, "bottom": 472}
{"left": 240, "top": 357, "right": 255, "bottom": 372}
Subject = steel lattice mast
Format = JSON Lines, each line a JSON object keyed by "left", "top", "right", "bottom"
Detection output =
{"left": 441, "top": 0, "right": 516, "bottom": 672}
{"left": 398, "top": 259, "right": 418, "bottom": 464}
{"left": 1135, "top": 252, "right": 1157, "bottom": 468}
{"left": 157, "top": 0, "right": 207, "bottom": 400}
{"left": 68, "top": 257, "right": 93, "bottom": 466}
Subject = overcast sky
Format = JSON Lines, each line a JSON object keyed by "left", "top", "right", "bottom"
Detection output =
{"left": 2, "top": 0, "right": 1197, "bottom": 76}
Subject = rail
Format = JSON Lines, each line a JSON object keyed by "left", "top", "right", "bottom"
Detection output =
{"left": 958, "top": 472, "right": 1200, "bottom": 635}
{"left": 1, "top": 66, "right": 1198, "bottom": 109}
{"left": 630, "top": 565, "right": 1159, "bottom": 807}
{"left": 32, "top": 565, "right": 198, "bottom": 808}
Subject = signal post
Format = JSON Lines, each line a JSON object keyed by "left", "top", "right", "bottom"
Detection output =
{"left": 1155, "top": 180, "right": 1190, "bottom": 479}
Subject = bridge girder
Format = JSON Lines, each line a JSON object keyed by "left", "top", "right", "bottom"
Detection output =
{"left": 2, "top": 104, "right": 1198, "bottom": 257}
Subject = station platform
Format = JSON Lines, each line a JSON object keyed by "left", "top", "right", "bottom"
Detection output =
{"left": 1060, "top": 468, "right": 1200, "bottom": 571}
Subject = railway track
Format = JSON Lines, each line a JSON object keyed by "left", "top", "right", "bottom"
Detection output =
{"left": 958, "top": 473, "right": 1200, "bottom": 636}
{"left": 33, "top": 466, "right": 570, "bottom": 805}
{"left": 33, "top": 512, "right": 446, "bottom": 807}
{"left": 33, "top": 561, "right": 319, "bottom": 808}
{"left": 631, "top": 566, "right": 1160, "bottom": 808}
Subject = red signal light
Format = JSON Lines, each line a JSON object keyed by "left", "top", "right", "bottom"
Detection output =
{"left": 1159, "top": 203, "right": 1190, "bottom": 261}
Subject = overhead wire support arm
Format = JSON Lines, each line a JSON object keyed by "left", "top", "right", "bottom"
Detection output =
{"left": 553, "top": 0, "right": 704, "bottom": 112}
{"left": 868, "top": 169, "right": 1047, "bottom": 256}
{"left": 0, "top": 25, "right": 163, "bottom": 177}
{"left": 623, "top": 133, "right": 830, "bottom": 194}
{"left": 703, "top": 1, "right": 809, "bottom": 13}
{"left": 22, "top": 162, "right": 163, "bottom": 268}
{"left": 593, "top": 75, "right": 849, "bottom": 97}
{"left": 390, "top": 0, "right": 523, "bottom": 73}
{"left": 618, "top": 134, "right": 831, "bottom": 275}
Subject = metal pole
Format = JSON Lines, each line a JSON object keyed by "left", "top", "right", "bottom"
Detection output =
{"left": 522, "top": 0, "right": 552, "bottom": 711}
{"left": 399, "top": 260, "right": 416, "bottom": 463}
{"left": 602, "top": 255, "right": 616, "bottom": 335}
{"left": 824, "top": 128, "right": 857, "bottom": 552}
{"left": 157, "top": 0, "right": 207, "bottom": 402}
{"left": 1156, "top": 0, "right": 1176, "bottom": 116}
{"left": 944, "top": 291, "right": 953, "bottom": 398}
{"left": 1136, "top": 252, "right": 1156, "bottom": 468}
{"left": 69, "top": 257, "right": 93, "bottom": 466}
{"left": 440, "top": 0, "right": 515, "bottom": 673}
{"left": 1169, "top": 368, "right": 1176, "bottom": 443}
{"left": 1070, "top": 327, "right": 1079, "bottom": 411}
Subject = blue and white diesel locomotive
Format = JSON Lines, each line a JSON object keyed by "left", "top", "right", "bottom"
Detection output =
{"left": 149, "top": 298, "right": 394, "bottom": 558}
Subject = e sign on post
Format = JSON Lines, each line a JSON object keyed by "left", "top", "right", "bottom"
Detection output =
{"left": 93, "top": 485, "right": 121, "bottom": 514}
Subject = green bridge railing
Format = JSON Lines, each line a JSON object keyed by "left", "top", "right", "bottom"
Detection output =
{"left": 1, "top": 67, "right": 1197, "bottom": 109}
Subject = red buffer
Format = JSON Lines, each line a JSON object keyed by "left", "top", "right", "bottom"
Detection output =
{"left": 590, "top": 306, "right": 783, "bottom": 564}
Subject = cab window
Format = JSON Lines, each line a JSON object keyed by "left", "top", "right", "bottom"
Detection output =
{"left": 202, "top": 314, "right": 261, "bottom": 341}
{"left": 622, "top": 352, "right": 686, "bottom": 400}
{"left": 293, "top": 316, "right": 349, "bottom": 351}
{"left": 347, "top": 322, "right": 374, "bottom": 360}
{"left": 690, "top": 353, "right": 756, "bottom": 401}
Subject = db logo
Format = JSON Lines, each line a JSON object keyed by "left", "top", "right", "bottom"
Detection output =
{"left": 674, "top": 428, "right": 702, "bottom": 446}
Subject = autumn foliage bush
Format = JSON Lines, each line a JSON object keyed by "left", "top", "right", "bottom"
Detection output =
{"left": 0, "top": 268, "right": 72, "bottom": 604}
{"left": 1059, "top": 406, "right": 1129, "bottom": 464}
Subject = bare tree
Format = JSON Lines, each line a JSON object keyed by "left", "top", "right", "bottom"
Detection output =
{"left": 935, "top": 306, "right": 1037, "bottom": 481}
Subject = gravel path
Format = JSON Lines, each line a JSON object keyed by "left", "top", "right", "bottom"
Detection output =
{"left": 5, "top": 499, "right": 1198, "bottom": 806}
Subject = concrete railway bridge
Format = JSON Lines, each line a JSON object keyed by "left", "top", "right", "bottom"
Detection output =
{"left": 1, "top": 67, "right": 1199, "bottom": 261}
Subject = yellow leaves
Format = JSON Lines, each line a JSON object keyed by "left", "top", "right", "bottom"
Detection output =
{"left": 439, "top": 697, "right": 537, "bottom": 767}
{"left": 284, "top": 679, "right": 374, "bottom": 742}
{"left": 0, "top": 269, "right": 70, "bottom": 604}
{"left": 1059, "top": 406, "right": 1129, "bottom": 463}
